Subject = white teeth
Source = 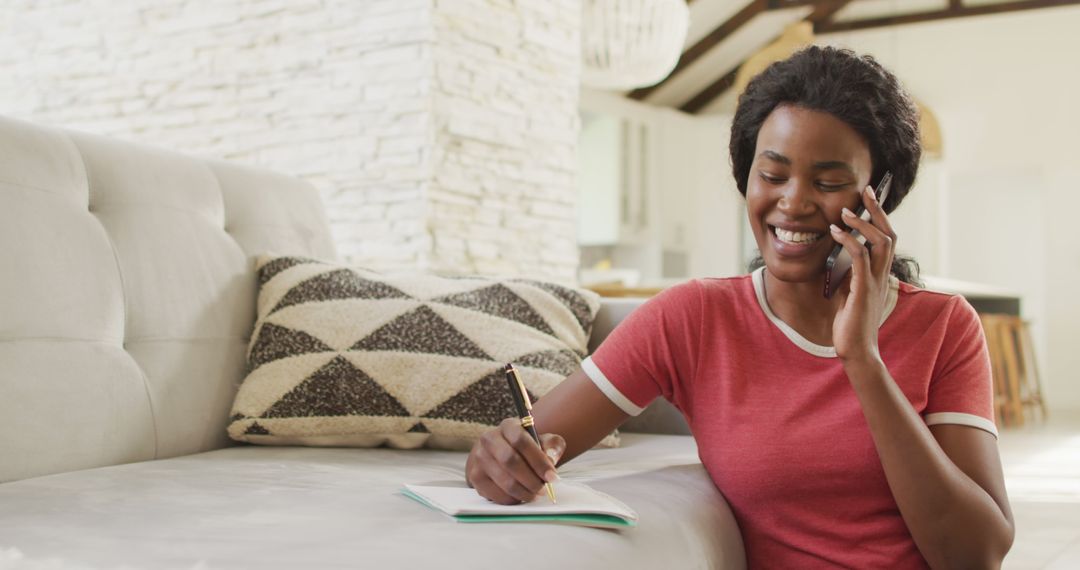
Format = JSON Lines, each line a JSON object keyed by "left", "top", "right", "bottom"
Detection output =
{"left": 774, "top": 227, "right": 822, "bottom": 244}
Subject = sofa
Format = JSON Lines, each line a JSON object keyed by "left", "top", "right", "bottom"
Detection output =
{"left": 0, "top": 115, "right": 745, "bottom": 569}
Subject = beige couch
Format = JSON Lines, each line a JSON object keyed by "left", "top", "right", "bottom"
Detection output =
{"left": 0, "top": 115, "right": 744, "bottom": 569}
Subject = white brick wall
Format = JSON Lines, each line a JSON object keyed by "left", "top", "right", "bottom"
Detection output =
{"left": 430, "top": 0, "right": 581, "bottom": 280}
{"left": 0, "top": 0, "right": 582, "bottom": 283}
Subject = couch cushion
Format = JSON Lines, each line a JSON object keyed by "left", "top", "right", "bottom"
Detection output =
{"left": 0, "top": 115, "right": 338, "bottom": 484}
{"left": 228, "top": 255, "right": 611, "bottom": 450}
{"left": 0, "top": 434, "right": 744, "bottom": 569}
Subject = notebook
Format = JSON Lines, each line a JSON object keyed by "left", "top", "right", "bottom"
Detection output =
{"left": 400, "top": 480, "right": 638, "bottom": 529}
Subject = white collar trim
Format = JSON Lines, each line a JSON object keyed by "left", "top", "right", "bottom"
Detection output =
{"left": 750, "top": 267, "right": 899, "bottom": 358}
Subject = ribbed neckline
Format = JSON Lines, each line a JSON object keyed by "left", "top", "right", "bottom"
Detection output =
{"left": 750, "top": 267, "right": 899, "bottom": 358}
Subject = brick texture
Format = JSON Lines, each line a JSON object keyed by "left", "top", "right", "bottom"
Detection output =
{"left": 0, "top": 0, "right": 582, "bottom": 283}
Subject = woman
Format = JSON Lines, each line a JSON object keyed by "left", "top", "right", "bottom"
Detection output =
{"left": 465, "top": 46, "right": 1014, "bottom": 568}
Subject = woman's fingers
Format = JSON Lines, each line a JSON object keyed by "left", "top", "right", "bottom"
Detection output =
{"left": 468, "top": 469, "right": 523, "bottom": 506}
{"left": 476, "top": 436, "right": 545, "bottom": 503}
{"left": 540, "top": 433, "right": 566, "bottom": 467}
{"left": 839, "top": 200, "right": 893, "bottom": 276}
{"left": 467, "top": 418, "right": 563, "bottom": 504}
{"left": 830, "top": 222, "right": 872, "bottom": 292}
{"left": 500, "top": 419, "right": 559, "bottom": 483}
{"left": 862, "top": 184, "right": 898, "bottom": 243}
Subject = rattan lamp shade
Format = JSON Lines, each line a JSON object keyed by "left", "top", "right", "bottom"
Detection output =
{"left": 581, "top": 0, "right": 690, "bottom": 90}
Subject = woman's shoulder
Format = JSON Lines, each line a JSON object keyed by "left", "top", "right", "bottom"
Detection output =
{"left": 672, "top": 273, "right": 754, "bottom": 299}
{"left": 893, "top": 280, "right": 981, "bottom": 326}
{"left": 647, "top": 274, "right": 754, "bottom": 313}
{"left": 701, "top": 272, "right": 758, "bottom": 301}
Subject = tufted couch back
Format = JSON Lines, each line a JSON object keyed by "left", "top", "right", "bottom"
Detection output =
{"left": 0, "top": 116, "right": 338, "bottom": 483}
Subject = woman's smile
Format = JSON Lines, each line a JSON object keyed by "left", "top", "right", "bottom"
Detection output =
{"left": 768, "top": 223, "right": 830, "bottom": 258}
{"left": 773, "top": 226, "right": 824, "bottom": 245}
{"left": 745, "top": 105, "right": 871, "bottom": 283}
{"left": 764, "top": 223, "right": 829, "bottom": 265}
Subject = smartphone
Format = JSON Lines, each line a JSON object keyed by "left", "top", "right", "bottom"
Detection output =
{"left": 823, "top": 171, "right": 893, "bottom": 299}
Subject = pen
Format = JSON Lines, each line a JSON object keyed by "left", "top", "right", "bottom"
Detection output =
{"left": 503, "top": 363, "right": 557, "bottom": 504}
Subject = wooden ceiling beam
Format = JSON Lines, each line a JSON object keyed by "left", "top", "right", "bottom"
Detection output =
{"left": 680, "top": 0, "right": 1080, "bottom": 114}
{"left": 818, "top": 0, "right": 1080, "bottom": 34}
{"left": 679, "top": 0, "right": 853, "bottom": 114}
{"left": 627, "top": 1, "right": 815, "bottom": 100}
{"left": 628, "top": 1, "right": 830, "bottom": 102}
{"left": 628, "top": 1, "right": 765, "bottom": 101}
{"left": 679, "top": 66, "right": 740, "bottom": 113}
{"left": 806, "top": 0, "right": 855, "bottom": 27}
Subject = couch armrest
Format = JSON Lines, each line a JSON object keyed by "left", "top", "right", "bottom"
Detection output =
{"left": 588, "top": 297, "right": 647, "bottom": 353}
{"left": 588, "top": 297, "right": 692, "bottom": 436}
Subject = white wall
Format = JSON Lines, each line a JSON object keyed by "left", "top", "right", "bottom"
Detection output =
{"left": 813, "top": 6, "right": 1080, "bottom": 412}
{"left": 578, "top": 89, "right": 744, "bottom": 282}
{"left": 684, "top": 114, "right": 744, "bottom": 279}
{"left": 577, "top": 114, "right": 622, "bottom": 246}
{"left": 0, "top": 0, "right": 583, "bottom": 283}
{"left": 1, "top": 0, "right": 434, "bottom": 268}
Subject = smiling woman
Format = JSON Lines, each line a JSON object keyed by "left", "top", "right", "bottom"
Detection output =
{"left": 749, "top": 106, "right": 876, "bottom": 289}
{"left": 732, "top": 46, "right": 923, "bottom": 289}
{"left": 465, "top": 45, "right": 1014, "bottom": 569}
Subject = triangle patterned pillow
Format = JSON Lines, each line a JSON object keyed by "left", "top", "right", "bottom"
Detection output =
{"left": 227, "top": 255, "right": 617, "bottom": 450}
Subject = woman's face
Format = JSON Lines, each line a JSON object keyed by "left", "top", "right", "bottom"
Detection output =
{"left": 746, "top": 104, "right": 874, "bottom": 285}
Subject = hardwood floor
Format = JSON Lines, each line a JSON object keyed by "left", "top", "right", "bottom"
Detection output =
{"left": 999, "top": 413, "right": 1080, "bottom": 569}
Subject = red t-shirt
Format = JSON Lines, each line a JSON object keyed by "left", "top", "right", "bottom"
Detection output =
{"left": 583, "top": 269, "right": 996, "bottom": 568}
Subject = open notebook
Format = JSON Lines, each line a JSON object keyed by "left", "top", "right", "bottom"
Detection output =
{"left": 401, "top": 480, "right": 638, "bottom": 529}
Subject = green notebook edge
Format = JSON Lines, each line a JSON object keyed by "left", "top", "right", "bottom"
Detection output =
{"left": 399, "top": 488, "right": 637, "bottom": 528}
{"left": 454, "top": 513, "right": 636, "bottom": 528}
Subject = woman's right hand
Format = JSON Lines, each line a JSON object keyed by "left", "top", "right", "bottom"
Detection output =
{"left": 465, "top": 417, "right": 566, "bottom": 505}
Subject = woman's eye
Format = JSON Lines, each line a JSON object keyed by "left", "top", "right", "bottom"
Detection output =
{"left": 817, "top": 182, "right": 849, "bottom": 191}
{"left": 759, "top": 173, "right": 785, "bottom": 184}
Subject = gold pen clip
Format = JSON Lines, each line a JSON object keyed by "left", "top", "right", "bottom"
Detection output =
{"left": 509, "top": 366, "right": 532, "bottom": 412}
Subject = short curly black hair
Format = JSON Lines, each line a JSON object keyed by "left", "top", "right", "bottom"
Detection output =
{"left": 729, "top": 45, "right": 921, "bottom": 215}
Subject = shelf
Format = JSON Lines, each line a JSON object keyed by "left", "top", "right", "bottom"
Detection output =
{"left": 921, "top": 275, "right": 1021, "bottom": 316}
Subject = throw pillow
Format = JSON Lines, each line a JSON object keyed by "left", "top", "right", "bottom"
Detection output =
{"left": 227, "top": 255, "right": 616, "bottom": 450}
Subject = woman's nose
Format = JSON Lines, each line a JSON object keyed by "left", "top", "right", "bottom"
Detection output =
{"left": 777, "top": 178, "right": 816, "bottom": 216}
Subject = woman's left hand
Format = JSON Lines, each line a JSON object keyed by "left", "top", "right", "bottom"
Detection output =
{"left": 830, "top": 185, "right": 897, "bottom": 368}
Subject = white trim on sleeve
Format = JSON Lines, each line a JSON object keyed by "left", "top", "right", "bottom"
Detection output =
{"left": 924, "top": 412, "right": 999, "bottom": 438}
{"left": 581, "top": 356, "right": 646, "bottom": 416}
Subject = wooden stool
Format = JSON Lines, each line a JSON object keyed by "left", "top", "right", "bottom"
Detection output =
{"left": 980, "top": 314, "right": 1016, "bottom": 427}
{"left": 1013, "top": 317, "right": 1048, "bottom": 423}
{"left": 978, "top": 314, "right": 1047, "bottom": 428}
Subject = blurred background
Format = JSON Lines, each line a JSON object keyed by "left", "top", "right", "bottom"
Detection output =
{"left": 573, "top": 0, "right": 1079, "bottom": 422}
{"left": 2, "top": 2, "right": 1078, "bottom": 565}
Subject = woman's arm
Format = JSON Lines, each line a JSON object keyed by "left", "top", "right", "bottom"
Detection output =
{"left": 467, "top": 279, "right": 700, "bottom": 505}
{"left": 531, "top": 368, "right": 632, "bottom": 464}
{"left": 845, "top": 359, "right": 1014, "bottom": 569}
{"left": 465, "top": 368, "right": 629, "bottom": 504}
{"left": 831, "top": 186, "right": 1014, "bottom": 567}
